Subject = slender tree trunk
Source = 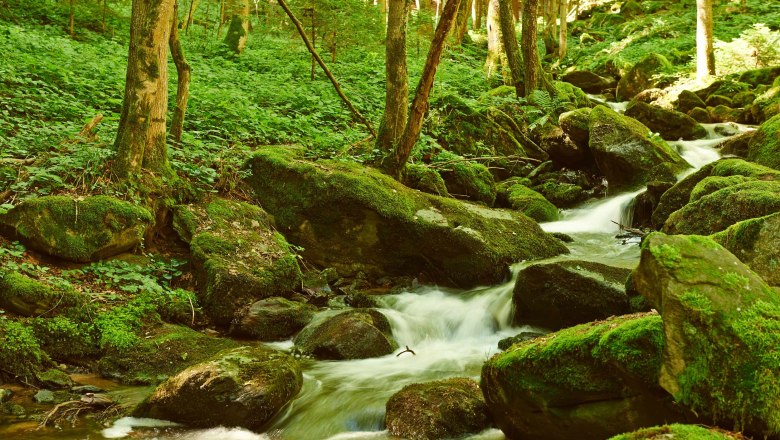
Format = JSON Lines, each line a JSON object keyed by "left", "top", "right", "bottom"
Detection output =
{"left": 113, "top": 0, "right": 176, "bottom": 179}
{"left": 69, "top": 0, "right": 75, "bottom": 37}
{"left": 696, "top": 0, "right": 715, "bottom": 79}
{"left": 170, "top": 1, "right": 191, "bottom": 145}
{"left": 277, "top": 0, "right": 376, "bottom": 138}
{"left": 378, "top": 0, "right": 411, "bottom": 152}
{"left": 185, "top": 0, "right": 199, "bottom": 33}
{"left": 485, "top": 0, "right": 509, "bottom": 82}
{"left": 541, "top": 0, "right": 557, "bottom": 55}
{"left": 452, "top": 0, "right": 472, "bottom": 45}
{"left": 216, "top": 0, "right": 225, "bottom": 37}
{"left": 102, "top": 0, "right": 107, "bottom": 33}
{"left": 558, "top": 0, "right": 567, "bottom": 60}
{"left": 224, "top": 0, "right": 249, "bottom": 53}
{"left": 388, "top": 0, "right": 462, "bottom": 178}
{"left": 499, "top": 0, "right": 523, "bottom": 96}
{"left": 521, "top": 0, "right": 553, "bottom": 96}
{"left": 472, "top": 0, "right": 483, "bottom": 29}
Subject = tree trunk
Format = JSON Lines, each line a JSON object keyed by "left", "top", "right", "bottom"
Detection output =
{"left": 185, "top": 0, "right": 199, "bottom": 33}
{"left": 113, "top": 0, "right": 176, "bottom": 179}
{"left": 387, "top": 0, "right": 462, "bottom": 178}
{"left": 170, "top": 1, "right": 191, "bottom": 145}
{"left": 69, "top": 0, "right": 75, "bottom": 37}
{"left": 377, "top": 0, "right": 411, "bottom": 152}
{"left": 472, "top": 0, "right": 483, "bottom": 29}
{"left": 542, "top": 0, "right": 557, "bottom": 55}
{"left": 558, "top": 0, "right": 567, "bottom": 60}
{"left": 521, "top": 0, "right": 553, "bottom": 96}
{"left": 223, "top": 0, "right": 249, "bottom": 54}
{"left": 499, "top": 0, "right": 523, "bottom": 96}
{"left": 696, "top": 0, "right": 715, "bottom": 79}
{"left": 452, "top": 0, "right": 472, "bottom": 45}
{"left": 102, "top": 0, "right": 107, "bottom": 33}
{"left": 485, "top": 0, "right": 510, "bottom": 83}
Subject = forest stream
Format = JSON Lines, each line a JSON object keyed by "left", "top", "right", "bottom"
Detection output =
{"left": 0, "top": 122, "right": 753, "bottom": 440}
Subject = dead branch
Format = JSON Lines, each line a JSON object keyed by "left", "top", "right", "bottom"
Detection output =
{"left": 77, "top": 114, "right": 103, "bottom": 141}
{"left": 611, "top": 220, "right": 647, "bottom": 237}
{"left": 396, "top": 345, "right": 416, "bottom": 357}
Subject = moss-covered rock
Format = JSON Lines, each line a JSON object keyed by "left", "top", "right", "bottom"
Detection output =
{"left": 293, "top": 309, "right": 397, "bottom": 360}
{"left": 0, "top": 272, "right": 81, "bottom": 317}
{"left": 30, "top": 316, "right": 99, "bottom": 363}
{"left": 717, "top": 130, "right": 754, "bottom": 157}
{"left": 244, "top": 147, "right": 567, "bottom": 288}
{"left": 173, "top": 197, "right": 301, "bottom": 326}
{"left": 616, "top": 54, "right": 673, "bottom": 101}
{"left": 402, "top": 163, "right": 449, "bottom": 197}
{"left": 737, "top": 66, "right": 780, "bottom": 87}
{"left": 36, "top": 369, "right": 74, "bottom": 389}
{"left": 513, "top": 260, "right": 632, "bottom": 330}
{"left": 230, "top": 297, "right": 316, "bottom": 341}
{"left": 705, "top": 95, "right": 733, "bottom": 107}
{"left": 746, "top": 113, "right": 780, "bottom": 170}
{"left": 633, "top": 233, "right": 780, "bottom": 437}
{"left": 0, "top": 196, "right": 152, "bottom": 263}
{"left": 688, "top": 107, "right": 711, "bottom": 123}
{"left": 434, "top": 151, "right": 497, "bottom": 205}
{"left": 135, "top": 346, "right": 302, "bottom": 430}
{"left": 540, "top": 126, "right": 595, "bottom": 171}
{"left": 533, "top": 181, "right": 586, "bottom": 208}
{"left": 561, "top": 71, "right": 616, "bottom": 94}
{"left": 711, "top": 212, "right": 780, "bottom": 286}
{"left": 675, "top": 90, "right": 706, "bottom": 114}
{"left": 0, "top": 318, "right": 47, "bottom": 383}
{"left": 559, "top": 107, "right": 592, "bottom": 149}
{"left": 624, "top": 101, "right": 706, "bottom": 141}
{"left": 482, "top": 313, "right": 686, "bottom": 440}
{"left": 97, "top": 324, "right": 240, "bottom": 384}
{"left": 609, "top": 424, "right": 745, "bottom": 440}
{"left": 663, "top": 180, "right": 780, "bottom": 235}
{"left": 588, "top": 106, "right": 689, "bottom": 190}
{"left": 749, "top": 86, "right": 780, "bottom": 124}
{"left": 506, "top": 185, "right": 559, "bottom": 222}
{"left": 385, "top": 378, "right": 489, "bottom": 440}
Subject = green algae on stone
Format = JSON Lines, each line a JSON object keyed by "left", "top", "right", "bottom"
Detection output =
{"left": 293, "top": 309, "right": 398, "bottom": 360}
{"left": 609, "top": 424, "right": 746, "bottom": 440}
{"left": 506, "top": 184, "right": 559, "bottom": 222}
{"left": 747, "top": 113, "right": 780, "bottom": 170}
{"left": 712, "top": 212, "right": 780, "bottom": 286}
{"left": 0, "top": 196, "right": 152, "bottom": 263}
{"left": 0, "top": 272, "right": 81, "bottom": 317}
{"left": 173, "top": 197, "right": 301, "bottom": 326}
{"left": 434, "top": 151, "right": 497, "bottom": 206}
{"left": 402, "top": 163, "right": 449, "bottom": 197}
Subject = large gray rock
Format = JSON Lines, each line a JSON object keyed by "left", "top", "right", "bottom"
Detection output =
{"left": 513, "top": 260, "right": 632, "bottom": 330}
{"left": 230, "top": 297, "right": 316, "bottom": 341}
{"left": 244, "top": 147, "right": 567, "bottom": 288}
{"left": 385, "top": 378, "right": 489, "bottom": 440}
{"left": 135, "top": 346, "right": 302, "bottom": 430}
{"left": 293, "top": 309, "right": 397, "bottom": 360}
{"left": 633, "top": 233, "right": 780, "bottom": 437}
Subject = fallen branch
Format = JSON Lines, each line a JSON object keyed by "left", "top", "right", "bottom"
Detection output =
{"left": 276, "top": 0, "right": 376, "bottom": 139}
{"left": 396, "top": 345, "right": 416, "bottom": 357}
{"left": 39, "top": 394, "right": 117, "bottom": 428}
{"left": 611, "top": 220, "right": 647, "bottom": 237}
{"left": 77, "top": 114, "right": 103, "bottom": 140}
{"left": 0, "top": 158, "right": 36, "bottom": 165}
{"left": 426, "top": 154, "right": 543, "bottom": 169}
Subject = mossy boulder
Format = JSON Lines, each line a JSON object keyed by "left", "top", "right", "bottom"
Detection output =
{"left": 513, "top": 260, "right": 632, "bottom": 330}
{"left": 230, "top": 297, "right": 316, "bottom": 341}
{"left": 533, "top": 181, "right": 586, "bottom": 208}
{"left": 616, "top": 54, "right": 673, "bottom": 101}
{"left": 746, "top": 113, "right": 780, "bottom": 170}
{"left": 588, "top": 106, "right": 689, "bottom": 190}
{"left": 540, "top": 125, "right": 595, "bottom": 170}
{"left": 717, "top": 130, "right": 754, "bottom": 157}
{"left": 385, "top": 378, "right": 489, "bottom": 440}
{"left": 293, "top": 309, "right": 397, "bottom": 360}
{"left": 624, "top": 101, "right": 706, "bottom": 141}
{"left": 506, "top": 185, "right": 559, "bottom": 222}
{"left": 712, "top": 212, "right": 780, "bottom": 286}
{"left": 675, "top": 90, "right": 706, "bottom": 114}
{"left": 0, "top": 318, "right": 47, "bottom": 383}
{"left": 688, "top": 107, "right": 711, "bottom": 123}
{"left": 135, "top": 346, "right": 302, "bottom": 430}
{"left": 97, "top": 324, "right": 239, "bottom": 384}
{"left": 173, "top": 197, "right": 301, "bottom": 326}
{"left": 609, "top": 424, "right": 746, "bottom": 440}
{"left": 561, "top": 71, "right": 616, "bottom": 94}
{"left": 402, "top": 163, "right": 449, "bottom": 197}
{"left": 663, "top": 180, "right": 780, "bottom": 235}
{"left": 633, "top": 233, "right": 780, "bottom": 437}
{"left": 705, "top": 95, "right": 733, "bottom": 107}
{"left": 0, "top": 272, "right": 81, "bottom": 317}
{"left": 750, "top": 86, "right": 780, "bottom": 124}
{"left": 559, "top": 107, "right": 592, "bottom": 149}
{"left": 434, "top": 151, "right": 497, "bottom": 205}
{"left": 244, "top": 147, "right": 567, "bottom": 288}
{"left": 482, "top": 313, "right": 686, "bottom": 440}
{"left": 36, "top": 369, "right": 74, "bottom": 389}
{"left": 738, "top": 66, "right": 780, "bottom": 87}
{"left": 0, "top": 196, "right": 152, "bottom": 263}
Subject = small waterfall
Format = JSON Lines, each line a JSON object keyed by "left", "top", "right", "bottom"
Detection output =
{"left": 541, "top": 189, "right": 644, "bottom": 234}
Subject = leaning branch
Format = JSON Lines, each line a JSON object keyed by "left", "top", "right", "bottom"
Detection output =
{"left": 276, "top": 0, "right": 376, "bottom": 139}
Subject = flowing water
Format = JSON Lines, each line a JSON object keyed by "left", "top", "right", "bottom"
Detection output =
{"left": 0, "top": 122, "right": 750, "bottom": 440}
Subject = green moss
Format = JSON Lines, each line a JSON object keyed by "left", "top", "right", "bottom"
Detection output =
{"left": 506, "top": 184, "right": 559, "bottom": 222}
{"left": 30, "top": 316, "right": 98, "bottom": 361}
{"left": 649, "top": 243, "right": 681, "bottom": 269}
{"left": 689, "top": 175, "right": 750, "bottom": 202}
{"left": 591, "top": 314, "right": 664, "bottom": 385}
{"left": 402, "top": 163, "right": 449, "bottom": 196}
{"left": 747, "top": 114, "right": 780, "bottom": 170}
{"left": 0, "top": 318, "right": 46, "bottom": 382}
{"left": 0, "top": 271, "right": 81, "bottom": 317}
{"left": 533, "top": 181, "right": 584, "bottom": 208}
{"left": 609, "top": 424, "right": 741, "bottom": 439}
{"left": 434, "top": 151, "right": 497, "bottom": 206}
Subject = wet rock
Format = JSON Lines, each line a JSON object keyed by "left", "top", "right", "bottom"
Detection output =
{"left": 588, "top": 106, "right": 689, "bottom": 190}
{"left": 497, "top": 329, "right": 546, "bottom": 350}
{"left": 135, "top": 346, "right": 302, "bottom": 431}
{"left": 717, "top": 130, "right": 755, "bottom": 157}
{"left": 173, "top": 197, "right": 301, "bottom": 326}
{"left": 434, "top": 151, "right": 497, "bottom": 206}
{"left": 385, "top": 378, "right": 489, "bottom": 440}
{"left": 533, "top": 181, "right": 587, "bottom": 208}
{"left": 0, "top": 272, "right": 80, "bottom": 317}
{"left": 688, "top": 107, "right": 711, "bottom": 123}
{"left": 609, "top": 424, "right": 746, "bottom": 440}
{"left": 634, "top": 233, "right": 780, "bottom": 437}
{"left": 36, "top": 369, "right": 74, "bottom": 389}
{"left": 244, "top": 147, "right": 567, "bottom": 288}
{"left": 712, "top": 212, "right": 780, "bottom": 286}
{"left": 71, "top": 385, "right": 104, "bottom": 394}
{"left": 631, "top": 181, "right": 673, "bottom": 229}
{"left": 624, "top": 101, "right": 706, "bottom": 140}
{"left": 750, "top": 86, "right": 780, "bottom": 124}
{"left": 293, "top": 309, "right": 397, "bottom": 360}
{"left": 0, "top": 196, "right": 152, "bottom": 263}
{"left": 402, "top": 163, "right": 449, "bottom": 197}
{"left": 559, "top": 108, "right": 592, "bottom": 149}
{"left": 561, "top": 71, "right": 615, "bottom": 94}
{"left": 506, "top": 184, "right": 559, "bottom": 222}
{"left": 34, "top": 389, "right": 55, "bottom": 404}
{"left": 0, "top": 402, "right": 25, "bottom": 417}
{"left": 482, "top": 313, "right": 686, "bottom": 440}
{"left": 513, "top": 260, "right": 632, "bottom": 330}
{"left": 616, "top": 54, "right": 673, "bottom": 101}
{"left": 746, "top": 113, "right": 780, "bottom": 170}
{"left": 541, "top": 126, "right": 594, "bottom": 170}
{"left": 230, "top": 297, "right": 316, "bottom": 341}
{"left": 675, "top": 90, "right": 706, "bottom": 114}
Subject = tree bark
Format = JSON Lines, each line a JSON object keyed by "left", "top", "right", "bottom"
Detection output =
{"left": 185, "top": 0, "right": 199, "bottom": 33}
{"left": 521, "top": 0, "right": 554, "bottom": 96}
{"left": 277, "top": 0, "right": 376, "bottom": 138}
{"left": 485, "top": 0, "right": 510, "bottom": 83}
{"left": 541, "top": 0, "right": 557, "bottom": 55}
{"left": 452, "top": 0, "right": 472, "bottom": 45}
{"left": 223, "top": 0, "right": 249, "bottom": 54}
{"left": 113, "top": 0, "right": 176, "bottom": 179}
{"left": 472, "top": 0, "right": 483, "bottom": 29}
{"left": 499, "top": 0, "right": 523, "bottom": 96}
{"left": 69, "top": 0, "right": 75, "bottom": 37}
{"left": 170, "top": 1, "right": 191, "bottom": 145}
{"left": 696, "top": 0, "right": 715, "bottom": 79}
{"left": 558, "top": 0, "right": 567, "bottom": 60}
{"left": 387, "top": 0, "right": 462, "bottom": 178}
{"left": 377, "top": 0, "right": 411, "bottom": 152}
